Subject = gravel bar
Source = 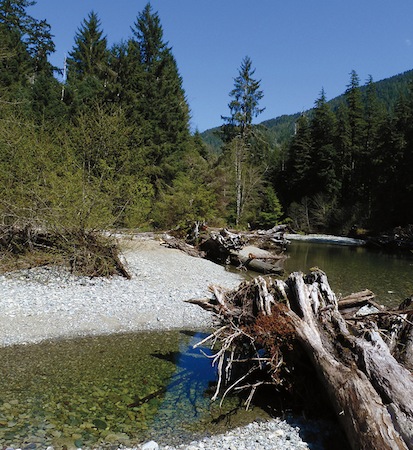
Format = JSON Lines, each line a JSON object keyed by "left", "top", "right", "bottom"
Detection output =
{"left": 0, "top": 235, "right": 344, "bottom": 450}
{"left": 0, "top": 236, "right": 243, "bottom": 347}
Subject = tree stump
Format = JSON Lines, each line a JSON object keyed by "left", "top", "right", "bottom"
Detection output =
{"left": 187, "top": 271, "right": 413, "bottom": 450}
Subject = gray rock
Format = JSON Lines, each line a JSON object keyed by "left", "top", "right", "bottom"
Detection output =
{"left": 142, "top": 440, "right": 159, "bottom": 450}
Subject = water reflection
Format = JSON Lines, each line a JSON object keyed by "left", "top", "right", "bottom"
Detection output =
{"left": 0, "top": 331, "right": 270, "bottom": 449}
{"left": 284, "top": 241, "right": 413, "bottom": 307}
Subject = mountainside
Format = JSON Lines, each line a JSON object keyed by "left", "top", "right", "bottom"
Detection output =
{"left": 201, "top": 69, "right": 413, "bottom": 153}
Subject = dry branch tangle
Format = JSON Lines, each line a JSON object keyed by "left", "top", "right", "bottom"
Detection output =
{"left": 189, "top": 271, "right": 413, "bottom": 450}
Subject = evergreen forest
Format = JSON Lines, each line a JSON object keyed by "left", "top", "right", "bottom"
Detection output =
{"left": 1, "top": 1, "right": 413, "bottom": 237}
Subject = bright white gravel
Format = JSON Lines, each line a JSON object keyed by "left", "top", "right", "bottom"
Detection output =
{"left": 0, "top": 235, "right": 243, "bottom": 347}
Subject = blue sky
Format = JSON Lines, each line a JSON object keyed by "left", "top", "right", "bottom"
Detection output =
{"left": 29, "top": 0, "right": 413, "bottom": 132}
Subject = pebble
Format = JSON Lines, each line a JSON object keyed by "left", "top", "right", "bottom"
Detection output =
{"left": 130, "top": 415, "right": 340, "bottom": 450}
{"left": 0, "top": 236, "right": 346, "bottom": 450}
{"left": 0, "top": 238, "right": 243, "bottom": 347}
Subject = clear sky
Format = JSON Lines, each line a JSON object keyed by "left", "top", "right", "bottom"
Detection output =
{"left": 29, "top": 0, "right": 413, "bottom": 132}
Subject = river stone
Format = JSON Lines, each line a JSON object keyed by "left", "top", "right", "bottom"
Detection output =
{"left": 142, "top": 441, "right": 159, "bottom": 450}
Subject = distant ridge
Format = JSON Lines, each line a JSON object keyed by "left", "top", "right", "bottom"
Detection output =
{"left": 201, "top": 68, "right": 413, "bottom": 153}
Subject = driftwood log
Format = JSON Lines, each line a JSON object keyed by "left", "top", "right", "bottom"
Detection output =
{"left": 199, "top": 228, "right": 288, "bottom": 274}
{"left": 162, "top": 227, "right": 288, "bottom": 274}
{"left": 188, "top": 271, "right": 413, "bottom": 450}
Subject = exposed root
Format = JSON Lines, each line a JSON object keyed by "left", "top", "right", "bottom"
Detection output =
{"left": 190, "top": 271, "right": 413, "bottom": 450}
{"left": 188, "top": 276, "right": 297, "bottom": 406}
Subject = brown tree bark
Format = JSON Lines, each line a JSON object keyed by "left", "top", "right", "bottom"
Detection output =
{"left": 188, "top": 271, "right": 413, "bottom": 450}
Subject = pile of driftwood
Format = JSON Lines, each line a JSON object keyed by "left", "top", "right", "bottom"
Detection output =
{"left": 188, "top": 271, "right": 413, "bottom": 450}
{"left": 162, "top": 225, "right": 289, "bottom": 274}
{"left": 0, "top": 225, "right": 130, "bottom": 278}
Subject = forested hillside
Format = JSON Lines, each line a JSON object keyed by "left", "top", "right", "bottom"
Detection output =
{"left": 0, "top": 1, "right": 218, "bottom": 231}
{"left": 203, "top": 69, "right": 413, "bottom": 233}
{"left": 202, "top": 69, "right": 413, "bottom": 152}
{"left": 1, "top": 1, "right": 413, "bottom": 236}
{"left": 277, "top": 70, "right": 413, "bottom": 232}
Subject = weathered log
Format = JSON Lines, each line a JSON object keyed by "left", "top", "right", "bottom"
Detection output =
{"left": 230, "top": 245, "right": 286, "bottom": 274}
{"left": 338, "top": 289, "right": 384, "bottom": 319}
{"left": 200, "top": 229, "right": 287, "bottom": 274}
{"left": 240, "top": 224, "right": 290, "bottom": 251}
{"left": 286, "top": 272, "right": 413, "bottom": 450}
{"left": 188, "top": 271, "right": 413, "bottom": 450}
{"left": 161, "top": 234, "right": 206, "bottom": 258}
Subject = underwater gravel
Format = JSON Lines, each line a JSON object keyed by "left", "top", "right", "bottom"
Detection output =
{"left": 0, "top": 234, "right": 344, "bottom": 450}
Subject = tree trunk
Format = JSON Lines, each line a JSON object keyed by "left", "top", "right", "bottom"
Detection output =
{"left": 188, "top": 271, "right": 413, "bottom": 450}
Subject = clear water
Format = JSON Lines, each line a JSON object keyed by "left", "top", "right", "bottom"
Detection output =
{"left": 1, "top": 241, "right": 412, "bottom": 448}
{"left": 283, "top": 241, "right": 413, "bottom": 307}
{"left": 0, "top": 331, "right": 271, "bottom": 449}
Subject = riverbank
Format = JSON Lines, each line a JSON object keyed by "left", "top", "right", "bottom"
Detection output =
{"left": 0, "top": 234, "right": 346, "bottom": 450}
{"left": 0, "top": 235, "right": 243, "bottom": 347}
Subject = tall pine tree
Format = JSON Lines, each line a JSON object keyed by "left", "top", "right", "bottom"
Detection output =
{"left": 66, "top": 11, "right": 109, "bottom": 110}
{"left": 341, "top": 70, "right": 366, "bottom": 202}
{"left": 309, "top": 88, "right": 338, "bottom": 197}
{"left": 221, "top": 56, "right": 266, "bottom": 225}
{"left": 130, "top": 3, "right": 190, "bottom": 183}
{"left": 0, "top": 0, "right": 55, "bottom": 94}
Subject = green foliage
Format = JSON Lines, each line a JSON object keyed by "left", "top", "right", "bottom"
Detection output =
{"left": 67, "top": 11, "right": 108, "bottom": 82}
{"left": 220, "top": 56, "right": 267, "bottom": 226}
{"left": 130, "top": 3, "right": 190, "bottom": 179}
{"left": 3, "top": 0, "right": 413, "bottom": 238}
{"left": 221, "top": 55, "right": 265, "bottom": 141}
{"left": 284, "top": 114, "right": 312, "bottom": 202}
{"left": 152, "top": 174, "right": 216, "bottom": 229}
{"left": 280, "top": 69, "right": 413, "bottom": 232}
{"left": 65, "top": 11, "right": 109, "bottom": 113}
{"left": 65, "top": 103, "right": 154, "bottom": 228}
{"left": 249, "top": 186, "right": 283, "bottom": 229}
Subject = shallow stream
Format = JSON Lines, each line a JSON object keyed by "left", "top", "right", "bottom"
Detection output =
{"left": 283, "top": 241, "right": 413, "bottom": 307}
{"left": 0, "top": 331, "right": 271, "bottom": 449}
{"left": 1, "top": 241, "right": 412, "bottom": 448}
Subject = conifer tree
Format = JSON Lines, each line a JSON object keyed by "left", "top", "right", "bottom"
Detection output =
{"left": 66, "top": 11, "right": 109, "bottom": 110}
{"left": 67, "top": 11, "right": 108, "bottom": 81}
{"left": 358, "top": 75, "right": 386, "bottom": 216}
{"left": 309, "top": 88, "right": 338, "bottom": 197}
{"left": 107, "top": 39, "right": 143, "bottom": 108}
{"left": 341, "top": 70, "right": 366, "bottom": 202}
{"left": 221, "top": 56, "right": 265, "bottom": 225}
{"left": 0, "top": 0, "right": 55, "bottom": 93}
{"left": 130, "top": 2, "right": 190, "bottom": 183}
{"left": 285, "top": 114, "right": 312, "bottom": 203}
{"left": 26, "top": 18, "right": 55, "bottom": 76}
{"left": 0, "top": 0, "right": 59, "bottom": 124}
{"left": 221, "top": 56, "right": 265, "bottom": 142}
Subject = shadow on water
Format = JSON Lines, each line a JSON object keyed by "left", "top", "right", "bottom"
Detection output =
{"left": 0, "top": 330, "right": 273, "bottom": 449}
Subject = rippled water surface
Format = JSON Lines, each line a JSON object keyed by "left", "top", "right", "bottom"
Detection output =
{"left": 0, "top": 331, "right": 271, "bottom": 449}
{"left": 284, "top": 241, "right": 413, "bottom": 307}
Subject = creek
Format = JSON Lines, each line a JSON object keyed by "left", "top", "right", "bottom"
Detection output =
{"left": 283, "top": 241, "right": 413, "bottom": 307}
{"left": 0, "top": 331, "right": 272, "bottom": 449}
{"left": 0, "top": 241, "right": 412, "bottom": 448}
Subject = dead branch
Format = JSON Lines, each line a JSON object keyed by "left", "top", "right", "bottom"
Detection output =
{"left": 190, "top": 271, "right": 413, "bottom": 450}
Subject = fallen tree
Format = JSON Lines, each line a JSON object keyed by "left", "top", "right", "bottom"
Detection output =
{"left": 188, "top": 271, "right": 413, "bottom": 450}
{"left": 162, "top": 226, "right": 288, "bottom": 274}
